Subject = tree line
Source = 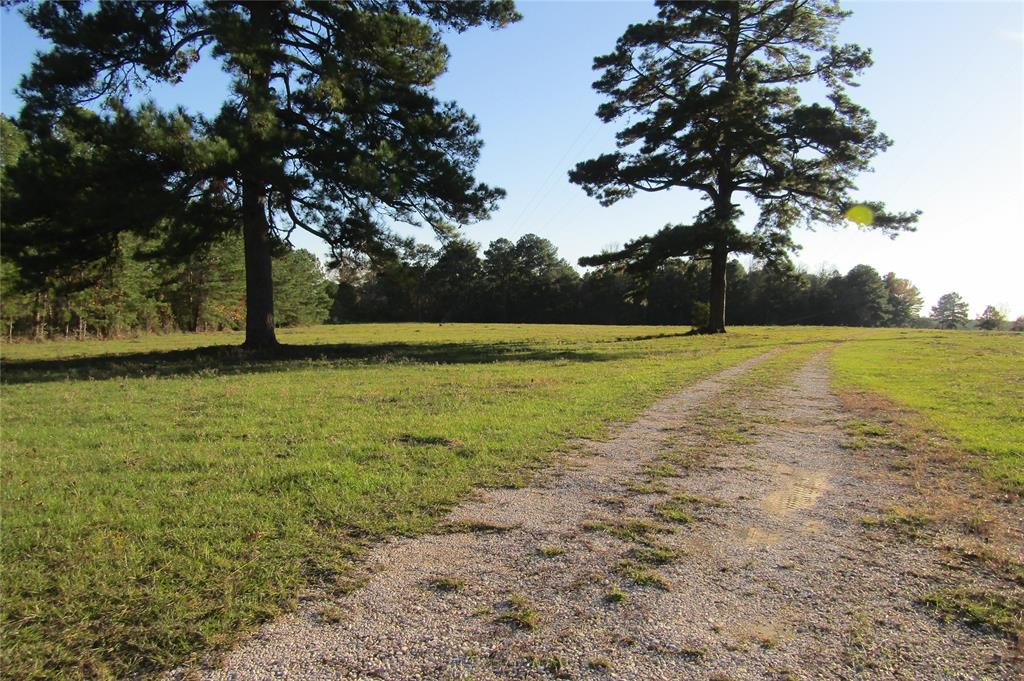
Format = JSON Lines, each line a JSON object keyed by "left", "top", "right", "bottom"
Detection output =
{"left": 320, "top": 234, "right": 1020, "bottom": 330}
{"left": 1, "top": 233, "right": 330, "bottom": 340}
{"left": 9, "top": 226, "right": 1017, "bottom": 339}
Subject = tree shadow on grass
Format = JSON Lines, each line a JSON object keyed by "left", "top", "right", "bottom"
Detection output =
{"left": 1, "top": 341, "right": 621, "bottom": 385}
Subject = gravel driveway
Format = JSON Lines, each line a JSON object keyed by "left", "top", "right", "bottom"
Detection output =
{"left": 180, "top": 351, "right": 1018, "bottom": 680}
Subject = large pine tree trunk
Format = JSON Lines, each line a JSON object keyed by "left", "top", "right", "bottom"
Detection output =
{"left": 242, "top": 181, "right": 278, "bottom": 349}
{"left": 239, "top": 2, "right": 279, "bottom": 350}
{"left": 700, "top": 4, "right": 739, "bottom": 336}
{"left": 706, "top": 242, "right": 728, "bottom": 333}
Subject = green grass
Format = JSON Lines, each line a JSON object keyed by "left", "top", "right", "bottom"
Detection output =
{"left": 2, "top": 323, "right": 1019, "bottom": 679}
{"left": 604, "top": 586, "right": 628, "bottom": 604}
{"left": 495, "top": 594, "right": 540, "bottom": 631}
{"left": 628, "top": 544, "right": 676, "bottom": 566}
{"left": 922, "top": 589, "right": 1023, "bottom": 637}
{"left": 831, "top": 330, "right": 1024, "bottom": 491}
{"left": 536, "top": 544, "right": 566, "bottom": 558}
{"left": 614, "top": 560, "right": 671, "bottom": 590}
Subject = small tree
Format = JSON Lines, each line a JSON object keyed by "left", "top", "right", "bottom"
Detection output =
{"left": 569, "top": 0, "right": 918, "bottom": 332}
{"left": 690, "top": 301, "right": 710, "bottom": 330}
{"left": 976, "top": 305, "right": 1006, "bottom": 331}
{"left": 1011, "top": 316, "right": 1024, "bottom": 332}
{"left": 931, "top": 292, "right": 969, "bottom": 329}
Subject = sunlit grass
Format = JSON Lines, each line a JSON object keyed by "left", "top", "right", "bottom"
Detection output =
{"left": 832, "top": 330, "right": 1024, "bottom": 491}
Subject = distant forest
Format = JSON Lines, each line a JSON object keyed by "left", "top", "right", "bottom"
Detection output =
{"left": 7, "top": 230, "right": 1014, "bottom": 340}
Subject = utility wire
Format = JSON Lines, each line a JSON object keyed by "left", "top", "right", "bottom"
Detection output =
{"left": 504, "top": 115, "right": 600, "bottom": 235}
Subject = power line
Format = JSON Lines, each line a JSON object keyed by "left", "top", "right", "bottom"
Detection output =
{"left": 504, "top": 114, "right": 600, "bottom": 234}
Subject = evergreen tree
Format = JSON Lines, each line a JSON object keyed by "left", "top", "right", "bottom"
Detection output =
{"left": 165, "top": 234, "right": 247, "bottom": 332}
{"left": 976, "top": 305, "right": 1006, "bottom": 331}
{"left": 356, "top": 241, "right": 437, "bottom": 321}
{"left": 273, "top": 249, "right": 332, "bottom": 327}
{"left": 835, "top": 265, "right": 889, "bottom": 327}
{"left": 578, "top": 267, "right": 643, "bottom": 324}
{"left": 507, "top": 234, "right": 580, "bottom": 322}
{"left": 0, "top": 117, "right": 34, "bottom": 338}
{"left": 570, "top": 0, "right": 918, "bottom": 332}
{"left": 646, "top": 260, "right": 704, "bottom": 324}
{"left": 754, "top": 263, "right": 812, "bottom": 324}
{"left": 425, "top": 239, "right": 484, "bottom": 322}
{"left": 0, "top": 261, "right": 34, "bottom": 340}
{"left": 481, "top": 238, "right": 519, "bottom": 322}
{"left": 481, "top": 234, "right": 579, "bottom": 323}
{"left": 931, "top": 292, "right": 969, "bottom": 329}
{"left": 7, "top": 1, "right": 518, "bottom": 348}
{"left": 883, "top": 272, "right": 923, "bottom": 327}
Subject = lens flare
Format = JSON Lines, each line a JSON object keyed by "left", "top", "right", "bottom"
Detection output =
{"left": 845, "top": 204, "right": 874, "bottom": 227}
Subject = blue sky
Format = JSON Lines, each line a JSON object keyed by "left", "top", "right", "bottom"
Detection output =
{"left": 3, "top": 1, "right": 1022, "bottom": 318}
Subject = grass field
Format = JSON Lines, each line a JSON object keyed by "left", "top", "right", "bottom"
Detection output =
{"left": 1, "top": 324, "right": 1020, "bottom": 679}
{"left": 833, "top": 330, "right": 1024, "bottom": 492}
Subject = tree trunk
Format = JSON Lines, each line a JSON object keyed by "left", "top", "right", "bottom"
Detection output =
{"left": 33, "top": 293, "right": 44, "bottom": 340}
{"left": 242, "top": 180, "right": 279, "bottom": 349}
{"left": 239, "top": 2, "right": 279, "bottom": 350}
{"left": 706, "top": 242, "right": 728, "bottom": 333}
{"left": 698, "top": 3, "right": 740, "bottom": 336}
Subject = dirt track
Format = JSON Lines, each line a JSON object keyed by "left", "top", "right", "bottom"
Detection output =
{"left": 184, "top": 351, "right": 1019, "bottom": 680}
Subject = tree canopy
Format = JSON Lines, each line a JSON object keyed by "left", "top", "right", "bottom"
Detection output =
{"left": 570, "top": 0, "right": 919, "bottom": 332}
{"left": 5, "top": 0, "right": 519, "bottom": 347}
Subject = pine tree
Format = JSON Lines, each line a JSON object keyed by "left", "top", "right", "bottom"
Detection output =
{"left": 425, "top": 239, "right": 484, "bottom": 322}
{"left": 835, "top": 265, "right": 889, "bottom": 327}
{"left": 931, "top": 292, "right": 969, "bottom": 329}
{"left": 164, "top": 233, "right": 247, "bottom": 332}
{"left": 6, "top": 1, "right": 518, "bottom": 348}
{"left": 273, "top": 249, "right": 331, "bottom": 327}
{"left": 570, "top": 0, "right": 918, "bottom": 332}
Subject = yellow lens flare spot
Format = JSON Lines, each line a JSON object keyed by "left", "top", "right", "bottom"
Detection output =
{"left": 845, "top": 204, "right": 874, "bottom": 227}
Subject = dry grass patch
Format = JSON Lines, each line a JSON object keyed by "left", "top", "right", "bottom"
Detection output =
{"left": 536, "top": 544, "right": 566, "bottom": 558}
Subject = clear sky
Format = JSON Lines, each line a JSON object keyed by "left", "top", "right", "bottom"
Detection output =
{"left": 2, "top": 1, "right": 1022, "bottom": 318}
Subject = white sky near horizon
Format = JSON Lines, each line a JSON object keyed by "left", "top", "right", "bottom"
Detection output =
{"left": 2, "top": 1, "right": 1022, "bottom": 318}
